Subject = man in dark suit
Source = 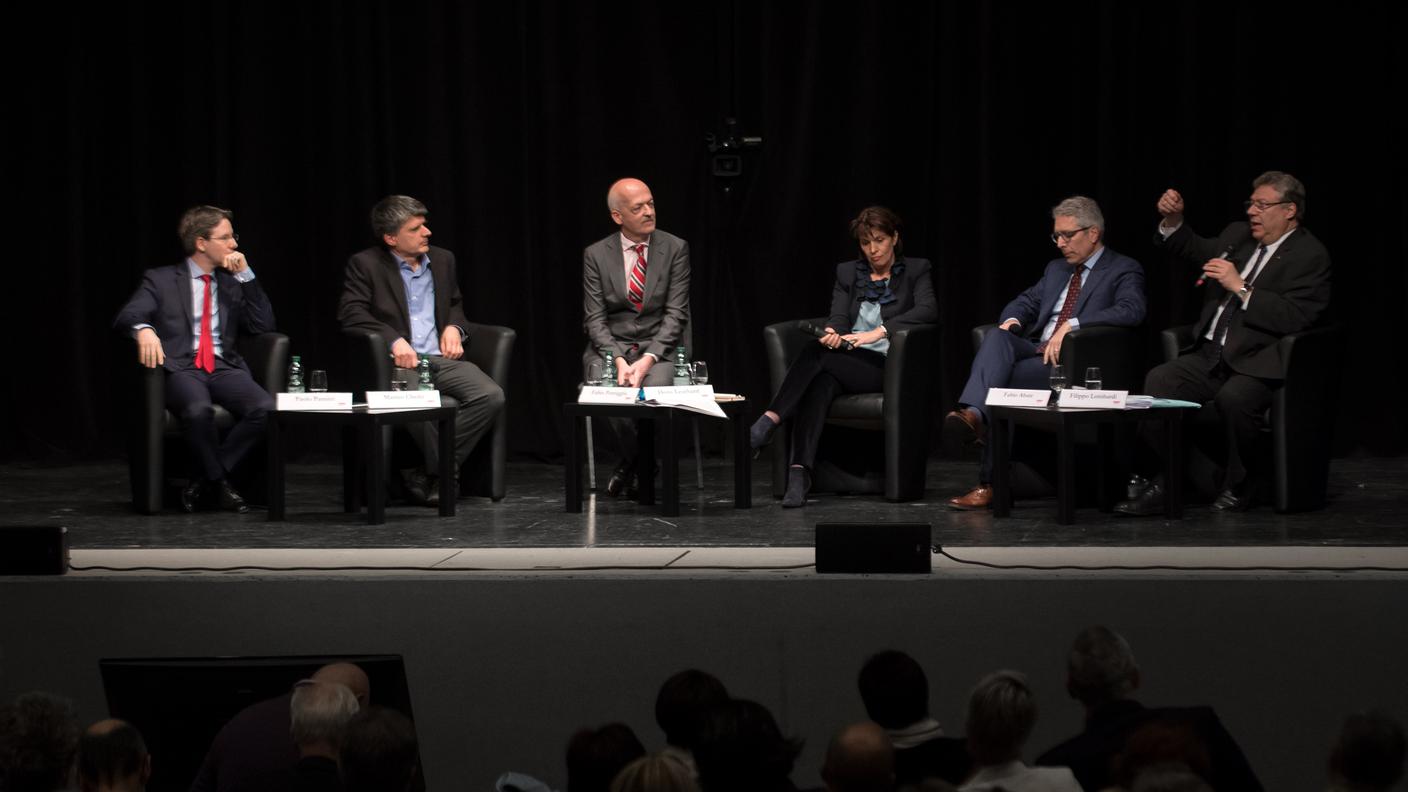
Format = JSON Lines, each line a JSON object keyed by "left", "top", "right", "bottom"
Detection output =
{"left": 1116, "top": 171, "right": 1332, "bottom": 514}
{"left": 1035, "top": 626, "right": 1262, "bottom": 792}
{"left": 114, "top": 206, "right": 277, "bottom": 513}
{"left": 338, "top": 195, "right": 505, "bottom": 505}
{"left": 581, "top": 178, "right": 691, "bottom": 496}
{"left": 945, "top": 196, "right": 1147, "bottom": 510}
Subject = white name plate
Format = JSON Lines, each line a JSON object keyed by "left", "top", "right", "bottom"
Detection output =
{"left": 277, "top": 392, "right": 353, "bottom": 411}
{"left": 643, "top": 385, "right": 716, "bottom": 400}
{"left": 366, "top": 390, "right": 441, "bottom": 409}
{"left": 578, "top": 386, "right": 641, "bottom": 405}
{"left": 1057, "top": 389, "right": 1129, "bottom": 409}
{"left": 985, "top": 388, "right": 1052, "bottom": 407}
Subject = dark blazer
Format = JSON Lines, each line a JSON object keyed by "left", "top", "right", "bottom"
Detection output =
{"left": 1000, "top": 248, "right": 1146, "bottom": 338}
{"left": 1161, "top": 222, "right": 1331, "bottom": 380}
{"left": 338, "top": 245, "right": 470, "bottom": 349}
{"left": 825, "top": 256, "right": 938, "bottom": 333}
{"left": 113, "top": 262, "right": 276, "bottom": 373}
{"left": 1036, "top": 699, "right": 1262, "bottom": 792}
{"left": 582, "top": 229, "right": 690, "bottom": 360}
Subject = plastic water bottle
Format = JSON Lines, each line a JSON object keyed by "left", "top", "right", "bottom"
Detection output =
{"left": 672, "top": 345, "right": 690, "bottom": 386}
{"left": 601, "top": 348, "right": 617, "bottom": 387}
{"left": 287, "top": 356, "right": 304, "bottom": 393}
{"left": 417, "top": 355, "right": 434, "bottom": 390}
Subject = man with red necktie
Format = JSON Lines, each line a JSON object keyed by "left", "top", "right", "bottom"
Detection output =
{"left": 114, "top": 206, "right": 277, "bottom": 513}
{"left": 581, "top": 178, "right": 692, "bottom": 496}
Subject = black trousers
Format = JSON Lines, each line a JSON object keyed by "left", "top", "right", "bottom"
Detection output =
{"left": 165, "top": 358, "right": 274, "bottom": 482}
{"left": 1139, "top": 342, "right": 1277, "bottom": 490}
{"left": 768, "top": 343, "right": 886, "bottom": 469}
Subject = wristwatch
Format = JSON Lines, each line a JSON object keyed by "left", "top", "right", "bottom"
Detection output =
{"left": 1237, "top": 284, "right": 1252, "bottom": 304}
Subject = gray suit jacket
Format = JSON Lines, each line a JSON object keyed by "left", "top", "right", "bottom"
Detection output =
{"left": 582, "top": 229, "right": 691, "bottom": 365}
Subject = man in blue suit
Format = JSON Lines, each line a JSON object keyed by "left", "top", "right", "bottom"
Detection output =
{"left": 114, "top": 206, "right": 277, "bottom": 513}
{"left": 945, "top": 196, "right": 1147, "bottom": 510}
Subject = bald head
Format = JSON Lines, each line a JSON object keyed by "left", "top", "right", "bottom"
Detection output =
{"left": 77, "top": 719, "right": 149, "bottom": 792}
{"left": 312, "top": 662, "right": 370, "bottom": 705}
{"left": 606, "top": 178, "right": 656, "bottom": 242}
{"left": 822, "top": 721, "right": 894, "bottom": 792}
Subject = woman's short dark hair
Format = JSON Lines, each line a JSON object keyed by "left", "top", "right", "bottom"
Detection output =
{"left": 849, "top": 206, "right": 903, "bottom": 249}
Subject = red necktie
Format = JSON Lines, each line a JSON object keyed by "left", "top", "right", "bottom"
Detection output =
{"left": 196, "top": 274, "right": 216, "bottom": 373}
{"left": 627, "top": 244, "right": 646, "bottom": 311}
{"left": 1035, "top": 265, "right": 1083, "bottom": 354}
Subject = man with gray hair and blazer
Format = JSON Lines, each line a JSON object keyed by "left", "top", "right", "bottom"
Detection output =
{"left": 582, "top": 177, "right": 691, "bottom": 496}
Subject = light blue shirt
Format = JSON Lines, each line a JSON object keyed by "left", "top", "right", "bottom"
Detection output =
{"left": 1037, "top": 246, "right": 1103, "bottom": 342}
{"left": 851, "top": 301, "right": 890, "bottom": 356}
{"left": 397, "top": 252, "right": 439, "bottom": 356}
{"left": 132, "top": 258, "right": 256, "bottom": 360}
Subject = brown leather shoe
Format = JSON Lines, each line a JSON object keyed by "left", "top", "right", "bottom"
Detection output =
{"left": 945, "top": 408, "right": 987, "bottom": 447}
{"left": 946, "top": 485, "right": 992, "bottom": 511}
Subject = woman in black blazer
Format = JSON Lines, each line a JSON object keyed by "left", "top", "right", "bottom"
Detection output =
{"left": 752, "top": 206, "right": 938, "bottom": 507}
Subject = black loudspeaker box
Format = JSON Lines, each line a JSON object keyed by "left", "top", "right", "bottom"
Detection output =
{"left": 0, "top": 526, "right": 69, "bottom": 575}
{"left": 815, "top": 522, "right": 931, "bottom": 574}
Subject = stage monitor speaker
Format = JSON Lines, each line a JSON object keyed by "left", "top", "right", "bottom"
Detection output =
{"left": 0, "top": 526, "right": 69, "bottom": 575}
{"left": 815, "top": 522, "right": 931, "bottom": 574}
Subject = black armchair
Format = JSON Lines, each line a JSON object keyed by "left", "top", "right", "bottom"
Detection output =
{"left": 343, "top": 323, "right": 515, "bottom": 501}
{"left": 763, "top": 318, "right": 938, "bottom": 502}
{"left": 969, "top": 324, "right": 1143, "bottom": 390}
{"left": 128, "top": 333, "right": 289, "bottom": 514}
{"left": 1160, "top": 324, "right": 1339, "bottom": 512}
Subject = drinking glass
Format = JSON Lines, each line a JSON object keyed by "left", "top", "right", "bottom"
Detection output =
{"left": 389, "top": 379, "right": 408, "bottom": 392}
{"left": 308, "top": 370, "right": 328, "bottom": 392}
{"left": 690, "top": 361, "right": 709, "bottom": 385}
{"left": 586, "top": 359, "right": 603, "bottom": 386}
{"left": 1049, "top": 364, "right": 1068, "bottom": 391}
{"left": 1085, "top": 366, "right": 1102, "bottom": 390}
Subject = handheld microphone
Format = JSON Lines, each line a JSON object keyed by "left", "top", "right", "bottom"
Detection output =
{"left": 1194, "top": 244, "right": 1238, "bottom": 287}
{"left": 797, "top": 320, "right": 855, "bottom": 350}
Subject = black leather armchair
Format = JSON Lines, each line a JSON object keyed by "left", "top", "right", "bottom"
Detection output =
{"left": 1160, "top": 324, "right": 1339, "bottom": 512}
{"left": 970, "top": 324, "right": 1142, "bottom": 390}
{"left": 763, "top": 318, "right": 938, "bottom": 502}
{"left": 343, "top": 323, "right": 515, "bottom": 501}
{"left": 128, "top": 333, "right": 289, "bottom": 514}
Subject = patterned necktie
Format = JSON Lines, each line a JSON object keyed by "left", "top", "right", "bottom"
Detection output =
{"left": 1035, "top": 264, "right": 1084, "bottom": 354}
{"left": 627, "top": 244, "right": 646, "bottom": 311}
{"left": 1212, "top": 245, "right": 1268, "bottom": 348}
{"left": 195, "top": 274, "right": 216, "bottom": 373}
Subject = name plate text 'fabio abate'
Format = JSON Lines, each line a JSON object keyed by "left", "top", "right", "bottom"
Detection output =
{"left": 985, "top": 388, "right": 1052, "bottom": 407}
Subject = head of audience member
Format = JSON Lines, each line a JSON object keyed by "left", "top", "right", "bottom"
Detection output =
{"left": 1066, "top": 625, "right": 1140, "bottom": 711}
{"left": 820, "top": 721, "right": 894, "bottom": 792}
{"left": 312, "top": 662, "right": 372, "bottom": 708}
{"left": 371, "top": 195, "right": 432, "bottom": 262}
{"left": 1327, "top": 710, "right": 1406, "bottom": 792}
{"left": 656, "top": 669, "right": 730, "bottom": 752}
{"left": 1247, "top": 170, "right": 1305, "bottom": 244}
{"left": 1110, "top": 720, "right": 1213, "bottom": 790}
{"left": 609, "top": 751, "right": 700, "bottom": 792}
{"left": 0, "top": 691, "right": 81, "bottom": 792}
{"left": 857, "top": 650, "right": 930, "bottom": 731}
{"left": 607, "top": 179, "right": 656, "bottom": 243}
{"left": 1050, "top": 196, "right": 1105, "bottom": 266}
{"left": 964, "top": 671, "right": 1036, "bottom": 767}
{"left": 339, "top": 707, "right": 419, "bottom": 792}
{"left": 566, "top": 723, "right": 647, "bottom": 792}
{"left": 693, "top": 698, "right": 803, "bottom": 792}
{"left": 76, "top": 719, "right": 150, "bottom": 792}
{"left": 849, "top": 206, "right": 903, "bottom": 272}
{"left": 290, "top": 681, "right": 360, "bottom": 760}
{"left": 1129, "top": 763, "right": 1214, "bottom": 792}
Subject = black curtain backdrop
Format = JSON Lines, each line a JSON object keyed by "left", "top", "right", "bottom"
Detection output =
{"left": 7, "top": 1, "right": 1406, "bottom": 463}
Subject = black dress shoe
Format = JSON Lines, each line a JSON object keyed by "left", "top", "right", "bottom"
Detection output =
{"left": 1114, "top": 480, "right": 1165, "bottom": 517}
{"left": 424, "top": 474, "right": 441, "bottom": 507}
{"left": 605, "top": 462, "right": 636, "bottom": 497}
{"left": 400, "top": 470, "right": 432, "bottom": 505}
{"left": 181, "top": 480, "right": 209, "bottom": 513}
{"left": 782, "top": 466, "right": 811, "bottom": 508}
{"left": 216, "top": 480, "right": 249, "bottom": 514}
{"left": 1211, "top": 487, "right": 1257, "bottom": 512}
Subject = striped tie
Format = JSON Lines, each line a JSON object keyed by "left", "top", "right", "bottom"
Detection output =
{"left": 627, "top": 244, "right": 646, "bottom": 311}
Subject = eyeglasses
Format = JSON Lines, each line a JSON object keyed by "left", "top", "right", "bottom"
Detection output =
{"left": 204, "top": 233, "right": 240, "bottom": 243}
{"left": 1244, "top": 200, "right": 1291, "bottom": 212}
{"left": 1050, "top": 227, "right": 1091, "bottom": 243}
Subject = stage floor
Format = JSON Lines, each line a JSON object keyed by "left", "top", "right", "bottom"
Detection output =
{"left": 2, "top": 454, "right": 1403, "bottom": 550}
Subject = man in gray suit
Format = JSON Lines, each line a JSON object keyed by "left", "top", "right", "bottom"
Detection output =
{"left": 582, "top": 177, "right": 691, "bottom": 495}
